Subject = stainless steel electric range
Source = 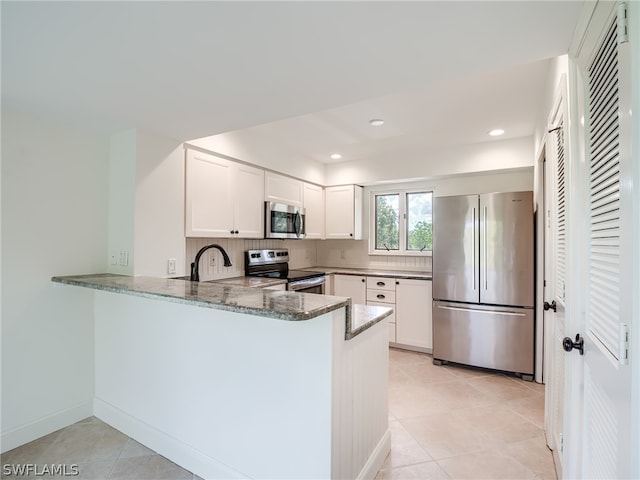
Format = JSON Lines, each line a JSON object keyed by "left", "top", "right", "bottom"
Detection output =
{"left": 244, "top": 249, "right": 326, "bottom": 294}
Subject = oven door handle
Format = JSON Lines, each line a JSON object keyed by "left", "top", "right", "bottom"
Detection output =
{"left": 287, "top": 276, "right": 326, "bottom": 291}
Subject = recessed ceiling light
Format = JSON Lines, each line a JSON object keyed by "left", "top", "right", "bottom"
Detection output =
{"left": 489, "top": 129, "right": 505, "bottom": 136}
{"left": 330, "top": 153, "right": 342, "bottom": 160}
{"left": 369, "top": 119, "right": 385, "bottom": 127}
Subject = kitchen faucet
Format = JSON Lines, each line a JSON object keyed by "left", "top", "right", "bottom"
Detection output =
{"left": 190, "top": 244, "right": 233, "bottom": 281}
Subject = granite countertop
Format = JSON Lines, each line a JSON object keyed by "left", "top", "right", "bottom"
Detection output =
{"left": 205, "top": 276, "right": 287, "bottom": 289}
{"left": 307, "top": 266, "right": 432, "bottom": 280}
{"left": 51, "top": 274, "right": 390, "bottom": 340}
{"left": 348, "top": 304, "right": 393, "bottom": 340}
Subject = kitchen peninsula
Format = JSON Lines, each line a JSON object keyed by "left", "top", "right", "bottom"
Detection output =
{"left": 51, "top": 274, "right": 391, "bottom": 480}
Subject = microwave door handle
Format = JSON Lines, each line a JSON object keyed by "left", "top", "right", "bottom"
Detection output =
{"left": 294, "top": 211, "right": 302, "bottom": 237}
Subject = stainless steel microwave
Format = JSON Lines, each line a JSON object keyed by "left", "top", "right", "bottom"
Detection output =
{"left": 265, "top": 202, "right": 306, "bottom": 239}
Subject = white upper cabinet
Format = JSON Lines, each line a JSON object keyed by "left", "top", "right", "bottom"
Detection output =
{"left": 303, "top": 182, "right": 325, "bottom": 239}
{"left": 325, "top": 185, "right": 363, "bottom": 240}
{"left": 233, "top": 163, "right": 265, "bottom": 238}
{"left": 265, "top": 172, "right": 304, "bottom": 207}
{"left": 185, "top": 149, "right": 264, "bottom": 238}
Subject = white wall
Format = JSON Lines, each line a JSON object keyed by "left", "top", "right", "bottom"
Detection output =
{"left": 108, "top": 129, "right": 186, "bottom": 278}
{"left": 185, "top": 137, "right": 326, "bottom": 186}
{"left": 108, "top": 130, "right": 136, "bottom": 275}
{"left": 134, "top": 132, "right": 185, "bottom": 277}
{"left": 1, "top": 109, "right": 109, "bottom": 451}
{"left": 533, "top": 55, "right": 569, "bottom": 159}
{"left": 324, "top": 136, "right": 534, "bottom": 186}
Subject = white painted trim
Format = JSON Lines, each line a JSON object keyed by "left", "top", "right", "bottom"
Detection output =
{"left": 533, "top": 143, "right": 545, "bottom": 385}
{"left": 629, "top": 3, "right": 640, "bottom": 477}
{"left": 94, "top": 399, "right": 247, "bottom": 479}
{"left": 1, "top": 401, "right": 93, "bottom": 453}
{"left": 388, "top": 342, "right": 431, "bottom": 355}
{"left": 356, "top": 429, "right": 391, "bottom": 480}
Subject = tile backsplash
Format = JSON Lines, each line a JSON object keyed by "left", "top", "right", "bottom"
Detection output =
{"left": 185, "top": 238, "right": 318, "bottom": 281}
{"left": 186, "top": 237, "right": 431, "bottom": 281}
{"left": 316, "top": 239, "right": 432, "bottom": 273}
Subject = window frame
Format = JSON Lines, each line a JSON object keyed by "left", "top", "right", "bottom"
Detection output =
{"left": 369, "top": 188, "right": 433, "bottom": 256}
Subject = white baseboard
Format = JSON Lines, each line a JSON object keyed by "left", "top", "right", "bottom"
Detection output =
{"left": 1, "top": 401, "right": 93, "bottom": 453}
{"left": 357, "top": 428, "right": 391, "bottom": 480}
{"left": 93, "top": 398, "right": 248, "bottom": 479}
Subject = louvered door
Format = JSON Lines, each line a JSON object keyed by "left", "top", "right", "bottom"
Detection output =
{"left": 543, "top": 104, "right": 566, "bottom": 477}
{"left": 566, "top": 2, "right": 634, "bottom": 478}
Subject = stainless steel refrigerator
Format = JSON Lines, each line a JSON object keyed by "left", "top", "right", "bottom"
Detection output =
{"left": 432, "top": 191, "right": 535, "bottom": 379}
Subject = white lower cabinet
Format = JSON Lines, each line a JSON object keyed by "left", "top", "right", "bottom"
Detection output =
{"left": 333, "top": 274, "right": 366, "bottom": 304}
{"left": 395, "top": 278, "right": 432, "bottom": 352}
{"left": 333, "top": 274, "right": 432, "bottom": 351}
{"left": 366, "top": 277, "right": 397, "bottom": 343}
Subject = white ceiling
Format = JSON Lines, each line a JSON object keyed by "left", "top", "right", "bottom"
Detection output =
{"left": 2, "top": 1, "right": 585, "bottom": 164}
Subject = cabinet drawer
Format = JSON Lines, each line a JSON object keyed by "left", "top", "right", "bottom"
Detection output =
{"left": 366, "top": 277, "right": 396, "bottom": 291}
{"left": 367, "top": 289, "right": 396, "bottom": 304}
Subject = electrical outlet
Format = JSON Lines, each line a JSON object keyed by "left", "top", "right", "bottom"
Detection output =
{"left": 109, "top": 252, "right": 117, "bottom": 265}
{"left": 167, "top": 258, "right": 177, "bottom": 275}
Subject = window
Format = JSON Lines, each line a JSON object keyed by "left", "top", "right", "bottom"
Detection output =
{"left": 371, "top": 190, "right": 433, "bottom": 255}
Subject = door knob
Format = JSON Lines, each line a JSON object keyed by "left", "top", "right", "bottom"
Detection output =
{"left": 563, "top": 334, "right": 584, "bottom": 355}
{"left": 544, "top": 300, "right": 557, "bottom": 312}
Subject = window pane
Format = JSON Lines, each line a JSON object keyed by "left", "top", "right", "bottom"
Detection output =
{"left": 375, "top": 194, "right": 399, "bottom": 250}
{"left": 406, "top": 192, "right": 433, "bottom": 251}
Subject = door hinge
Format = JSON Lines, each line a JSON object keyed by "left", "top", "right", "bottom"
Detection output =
{"left": 559, "top": 433, "right": 564, "bottom": 453}
{"left": 619, "top": 323, "right": 629, "bottom": 365}
{"left": 618, "top": 2, "right": 629, "bottom": 44}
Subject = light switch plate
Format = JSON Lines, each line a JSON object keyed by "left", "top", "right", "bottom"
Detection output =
{"left": 168, "top": 258, "right": 177, "bottom": 275}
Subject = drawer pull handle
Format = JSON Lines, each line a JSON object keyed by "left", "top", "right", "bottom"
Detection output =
{"left": 377, "top": 294, "right": 385, "bottom": 299}
{"left": 377, "top": 281, "right": 385, "bottom": 286}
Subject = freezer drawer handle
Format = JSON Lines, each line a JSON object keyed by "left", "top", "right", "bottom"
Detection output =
{"left": 562, "top": 334, "right": 584, "bottom": 355}
{"left": 437, "top": 305, "right": 526, "bottom": 317}
{"left": 544, "top": 300, "right": 557, "bottom": 312}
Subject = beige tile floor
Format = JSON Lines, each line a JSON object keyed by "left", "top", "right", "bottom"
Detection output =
{"left": 1, "top": 417, "right": 199, "bottom": 480}
{"left": 376, "top": 348, "right": 557, "bottom": 480}
{"left": 2, "top": 348, "right": 556, "bottom": 480}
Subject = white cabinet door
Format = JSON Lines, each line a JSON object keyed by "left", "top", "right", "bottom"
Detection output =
{"left": 395, "top": 279, "right": 432, "bottom": 350}
{"left": 303, "top": 182, "right": 324, "bottom": 239}
{"left": 234, "top": 163, "right": 265, "bottom": 238}
{"left": 325, "top": 185, "right": 363, "bottom": 239}
{"left": 367, "top": 300, "right": 396, "bottom": 343}
{"left": 185, "top": 150, "right": 264, "bottom": 238}
{"left": 185, "top": 150, "right": 235, "bottom": 237}
{"left": 265, "top": 172, "right": 303, "bottom": 206}
{"left": 333, "top": 274, "right": 366, "bottom": 305}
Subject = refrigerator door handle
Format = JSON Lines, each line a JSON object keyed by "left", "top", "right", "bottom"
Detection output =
{"left": 436, "top": 305, "right": 527, "bottom": 317}
{"left": 483, "top": 205, "right": 488, "bottom": 291}
{"left": 472, "top": 206, "right": 477, "bottom": 292}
